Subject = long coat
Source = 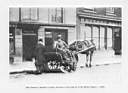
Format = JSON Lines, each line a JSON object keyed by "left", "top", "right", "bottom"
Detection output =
{"left": 34, "top": 43, "right": 46, "bottom": 65}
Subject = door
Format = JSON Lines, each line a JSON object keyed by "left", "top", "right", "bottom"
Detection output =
{"left": 23, "top": 33, "right": 37, "bottom": 61}
{"left": 114, "top": 28, "right": 121, "bottom": 54}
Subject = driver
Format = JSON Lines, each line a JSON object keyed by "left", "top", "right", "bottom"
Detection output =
{"left": 56, "top": 35, "right": 68, "bottom": 50}
{"left": 54, "top": 34, "right": 71, "bottom": 60}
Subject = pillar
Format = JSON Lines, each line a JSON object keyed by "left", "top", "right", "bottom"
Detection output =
{"left": 105, "top": 27, "right": 107, "bottom": 50}
{"left": 76, "top": 14, "right": 80, "bottom": 40}
{"left": 91, "top": 25, "right": 93, "bottom": 41}
{"left": 112, "top": 27, "right": 115, "bottom": 49}
{"left": 98, "top": 26, "right": 100, "bottom": 50}
{"left": 15, "top": 28, "right": 23, "bottom": 62}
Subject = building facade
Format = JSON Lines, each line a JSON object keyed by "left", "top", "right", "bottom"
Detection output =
{"left": 9, "top": 7, "right": 122, "bottom": 62}
{"left": 76, "top": 8, "right": 121, "bottom": 51}
{"left": 9, "top": 8, "right": 76, "bottom": 61}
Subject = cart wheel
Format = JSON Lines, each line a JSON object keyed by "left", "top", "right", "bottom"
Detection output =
{"left": 47, "top": 61, "right": 57, "bottom": 70}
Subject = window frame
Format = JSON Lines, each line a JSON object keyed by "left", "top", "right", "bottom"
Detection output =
{"left": 21, "top": 8, "right": 39, "bottom": 21}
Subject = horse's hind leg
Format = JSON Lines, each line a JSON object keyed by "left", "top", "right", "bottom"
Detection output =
{"left": 85, "top": 53, "right": 89, "bottom": 67}
{"left": 89, "top": 51, "right": 93, "bottom": 67}
{"left": 89, "top": 54, "right": 92, "bottom": 67}
{"left": 86, "top": 51, "right": 91, "bottom": 68}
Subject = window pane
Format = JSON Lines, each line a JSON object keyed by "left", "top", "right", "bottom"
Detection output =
{"left": 50, "top": 8, "right": 63, "bottom": 23}
{"left": 21, "top": 8, "right": 31, "bottom": 20}
{"left": 93, "top": 26, "right": 99, "bottom": 38}
{"left": 93, "top": 38, "right": 99, "bottom": 49}
{"left": 51, "top": 8, "right": 56, "bottom": 22}
{"left": 9, "top": 8, "right": 19, "bottom": 21}
{"left": 107, "top": 28, "right": 112, "bottom": 48}
{"left": 30, "top": 8, "right": 38, "bottom": 20}
{"left": 106, "top": 8, "right": 114, "bottom": 13}
{"left": 85, "top": 26, "right": 91, "bottom": 38}
{"left": 56, "top": 8, "right": 62, "bottom": 23}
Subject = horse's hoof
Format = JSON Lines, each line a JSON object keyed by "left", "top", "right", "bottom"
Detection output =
{"left": 86, "top": 64, "right": 88, "bottom": 67}
{"left": 89, "top": 64, "right": 92, "bottom": 68}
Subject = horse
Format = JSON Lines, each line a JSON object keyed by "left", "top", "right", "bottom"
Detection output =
{"left": 69, "top": 40, "right": 96, "bottom": 68}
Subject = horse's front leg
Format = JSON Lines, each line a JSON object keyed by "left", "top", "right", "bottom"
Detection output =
{"left": 85, "top": 53, "right": 89, "bottom": 67}
{"left": 89, "top": 52, "right": 92, "bottom": 67}
{"left": 86, "top": 51, "right": 92, "bottom": 68}
{"left": 89, "top": 51, "right": 93, "bottom": 67}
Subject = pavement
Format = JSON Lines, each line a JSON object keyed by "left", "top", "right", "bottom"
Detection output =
{"left": 9, "top": 49, "right": 121, "bottom": 73}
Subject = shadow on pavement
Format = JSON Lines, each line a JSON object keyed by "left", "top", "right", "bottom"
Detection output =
{"left": 9, "top": 70, "right": 63, "bottom": 75}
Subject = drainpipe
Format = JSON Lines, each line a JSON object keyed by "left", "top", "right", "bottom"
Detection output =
{"left": 61, "top": 8, "right": 63, "bottom": 23}
{"left": 19, "top": 8, "right": 21, "bottom": 22}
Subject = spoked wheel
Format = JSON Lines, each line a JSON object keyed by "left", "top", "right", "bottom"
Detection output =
{"left": 47, "top": 61, "right": 58, "bottom": 70}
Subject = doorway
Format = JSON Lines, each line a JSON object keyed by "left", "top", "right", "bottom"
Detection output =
{"left": 23, "top": 32, "right": 37, "bottom": 61}
{"left": 45, "top": 28, "right": 68, "bottom": 47}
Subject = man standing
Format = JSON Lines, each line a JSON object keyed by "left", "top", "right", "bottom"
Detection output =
{"left": 33, "top": 39, "right": 46, "bottom": 74}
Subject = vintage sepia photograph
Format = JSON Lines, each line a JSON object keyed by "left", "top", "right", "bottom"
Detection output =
{"left": 9, "top": 7, "right": 122, "bottom": 88}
